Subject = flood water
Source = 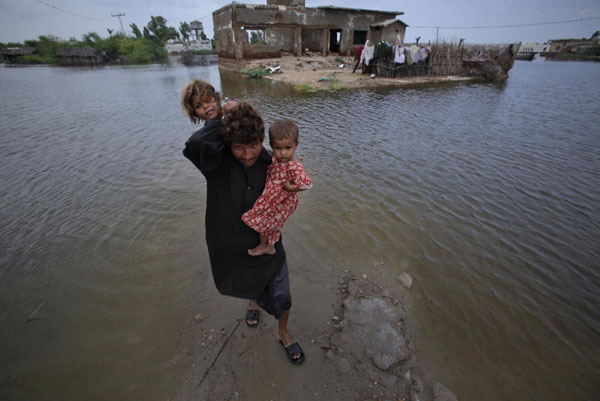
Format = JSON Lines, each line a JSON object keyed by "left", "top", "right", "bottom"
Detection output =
{"left": 1, "top": 60, "right": 599, "bottom": 401}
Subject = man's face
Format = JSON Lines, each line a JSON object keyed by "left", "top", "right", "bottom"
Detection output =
{"left": 230, "top": 141, "right": 262, "bottom": 167}
{"left": 193, "top": 95, "right": 222, "bottom": 121}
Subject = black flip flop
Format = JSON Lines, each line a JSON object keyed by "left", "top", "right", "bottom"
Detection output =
{"left": 279, "top": 340, "right": 305, "bottom": 365}
{"left": 245, "top": 309, "right": 259, "bottom": 327}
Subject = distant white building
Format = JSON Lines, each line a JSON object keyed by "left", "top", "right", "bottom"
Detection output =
{"left": 164, "top": 19, "right": 213, "bottom": 54}
{"left": 165, "top": 40, "right": 185, "bottom": 53}
{"left": 188, "top": 20, "right": 212, "bottom": 51}
{"left": 518, "top": 42, "right": 549, "bottom": 53}
{"left": 189, "top": 39, "right": 212, "bottom": 51}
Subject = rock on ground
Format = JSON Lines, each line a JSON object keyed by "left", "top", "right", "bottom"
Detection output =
{"left": 433, "top": 382, "right": 459, "bottom": 401}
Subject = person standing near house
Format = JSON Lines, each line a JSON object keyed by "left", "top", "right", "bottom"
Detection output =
{"left": 352, "top": 44, "right": 365, "bottom": 73}
{"left": 181, "top": 80, "right": 305, "bottom": 364}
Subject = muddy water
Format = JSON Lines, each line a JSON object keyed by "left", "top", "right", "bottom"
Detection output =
{"left": 0, "top": 61, "right": 599, "bottom": 401}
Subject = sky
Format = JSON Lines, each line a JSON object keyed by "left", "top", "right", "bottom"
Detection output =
{"left": 1, "top": 0, "right": 599, "bottom": 45}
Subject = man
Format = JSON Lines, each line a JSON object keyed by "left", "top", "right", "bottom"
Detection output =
{"left": 182, "top": 85, "right": 304, "bottom": 364}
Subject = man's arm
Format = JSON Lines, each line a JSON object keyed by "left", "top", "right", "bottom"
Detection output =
{"left": 183, "top": 119, "right": 225, "bottom": 174}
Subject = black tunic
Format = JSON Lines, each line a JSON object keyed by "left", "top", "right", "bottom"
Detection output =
{"left": 183, "top": 119, "right": 286, "bottom": 299}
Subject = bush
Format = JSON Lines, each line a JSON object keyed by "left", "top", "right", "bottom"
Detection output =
{"left": 17, "top": 54, "right": 49, "bottom": 64}
{"left": 242, "top": 67, "right": 269, "bottom": 78}
{"left": 583, "top": 46, "right": 600, "bottom": 57}
{"left": 294, "top": 83, "right": 317, "bottom": 93}
{"left": 128, "top": 38, "right": 165, "bottom": 64}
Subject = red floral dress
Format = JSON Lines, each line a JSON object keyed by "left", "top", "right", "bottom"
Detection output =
{"left": 242, "top": 156, "right": 312, "bottom": 246}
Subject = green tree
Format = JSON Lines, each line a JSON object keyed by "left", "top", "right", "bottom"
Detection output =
{"left": 200, "top": 30, "right": 208, "bottom": 40}
{"left": 130, "top": 23, "right": 142, "bottom": 39}
{"left": 24, "top": 35, "right": 63, "bottom": 63}
{"left": 250, "top": 30, "right": 265, "bottom": 44}
{"left": 107, "top": 28, "right": 114, "bottom": 36}
{"left": 97, "top": 34, "right": 122, "bottom": 58}
{"left": 1, "top": 41, "right": 24, "bottom": 48}
{"left": 179, "top": 22, "right": 190, "bottom": 43}
{"left": 82, "top": 32, "right": 101, "bottom": 46}
{"left": 146, "top": 16, "right": 178, "bottom": 43}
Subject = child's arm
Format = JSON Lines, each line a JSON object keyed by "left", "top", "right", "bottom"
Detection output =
{"left": 282, "top": 181, "right": 307, "bottom": 192}
{"left": 282, "top": 161, "right": 312, "bottom": 192}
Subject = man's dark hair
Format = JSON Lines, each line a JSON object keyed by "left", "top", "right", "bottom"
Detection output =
{"left": 221, "top": 102, "right": 265, "bottom": 146}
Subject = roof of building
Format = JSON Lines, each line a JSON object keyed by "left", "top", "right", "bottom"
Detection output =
{"left": 315, "top": 6, "right": 402, "bottom": 14}
{"left": 1, "top": 47, "right": 35, "bottom": 56}
{"left": 213, "top": 3, "right": 402, "bottom": 15}
{"left": 190, "top": 20, "right": 204, "bottom": 29}
{"left": 370, "top": 18, "right": 408, "bottom": 28}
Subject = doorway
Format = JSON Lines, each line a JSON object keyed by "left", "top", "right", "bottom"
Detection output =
{"left": 329, "top": 29, "right": 342, "bottom": 53}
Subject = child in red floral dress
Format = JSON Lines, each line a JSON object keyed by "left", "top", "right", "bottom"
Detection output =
{"left": 242, "top": 119, "right": 312, "bottom": 256}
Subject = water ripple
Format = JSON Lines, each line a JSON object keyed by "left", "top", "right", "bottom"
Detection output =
{"left": 1, "top": 62, "right": 600, "bottom": 401}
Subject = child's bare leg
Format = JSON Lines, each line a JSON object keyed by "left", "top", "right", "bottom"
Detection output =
{"left": 248, "top": 233, "right": 276, "bottom": 256}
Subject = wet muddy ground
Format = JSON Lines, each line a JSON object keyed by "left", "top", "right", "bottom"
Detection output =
{"left": 173, "top": 266, "right": 458, "bottom": 401}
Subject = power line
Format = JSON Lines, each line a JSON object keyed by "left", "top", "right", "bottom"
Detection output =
{"left": 195, "top": 12, "right": 213, "bottom": 21}
{"left": 412, "top": 16, "right": 600, "bottom": 29}
{"left": 33, "top": 0, "right": 103, "bottom": 20}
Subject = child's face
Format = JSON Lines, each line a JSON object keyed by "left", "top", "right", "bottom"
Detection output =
{"left": 193, "top": 95, "right": 222, "bottom": 121}
{"left": 270, "top": 137, "right": 298, "bottom": 163}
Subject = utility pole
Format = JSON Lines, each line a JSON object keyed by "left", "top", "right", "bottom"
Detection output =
{"left": 112, "top": 13, "right": 126, "bottom": 36}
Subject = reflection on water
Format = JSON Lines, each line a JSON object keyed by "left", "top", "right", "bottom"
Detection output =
{"left": 1, "top": 61, "right": 599, "bottom": 401}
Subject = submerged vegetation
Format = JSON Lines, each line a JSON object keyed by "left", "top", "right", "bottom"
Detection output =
{"left": 325, "top": 73, "right": 341, "bottom": 92}
{"left": 294, "top": 83, "right": 317, "bottom": 93}
{"left": 242, "top": 66, "right": 269, "bottom": 78}
{"left": 0, "top": 16, "right": 184, "bottom": 65}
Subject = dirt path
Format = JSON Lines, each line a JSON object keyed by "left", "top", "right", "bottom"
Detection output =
{"left": 172, "top": 265, "right": 459, "bottom": 401}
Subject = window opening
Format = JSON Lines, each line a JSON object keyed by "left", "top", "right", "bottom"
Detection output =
{"left": 245, "top": 29, "right": 266, "bottom": 45}
{"left": 353, "top": 30, "right": 367, "bottom": 45}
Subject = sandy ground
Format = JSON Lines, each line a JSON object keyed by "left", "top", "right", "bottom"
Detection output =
{"left": 172, "top": 264, "right": 459, "bottom": 401}
{"left": 219, "top": 55, "right": 475, "bottom": 91}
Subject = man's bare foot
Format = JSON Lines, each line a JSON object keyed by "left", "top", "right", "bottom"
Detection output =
{"left": 248, "top": 244, "right": 275, "bottom": 256}
{"left": 246, "top": 300, "right": 260, "bottom": 327}
{"left": 277, "top": 329, "right": 304, "bottom": 364}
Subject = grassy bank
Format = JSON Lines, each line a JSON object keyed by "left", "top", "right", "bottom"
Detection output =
{"left": 1, "top": 34, "right": 167, "bottom": 65}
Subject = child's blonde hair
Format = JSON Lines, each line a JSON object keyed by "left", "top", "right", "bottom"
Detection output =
{"left": 180, "top": 79, "right": 221, "bottom": 124}
{"left": 269, "top": 119, "right": 299, "bottom": 144}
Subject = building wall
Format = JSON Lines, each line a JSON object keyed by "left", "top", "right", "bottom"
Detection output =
{"left": 302, "top": 28, "right": 324, "bottom": 51}
{"left": 213, "top": 4, "right": 400, "bottom": 58}
{"left": 381, "top": 24, "right": 405, "bottom": 45}
{"left": 214, "top": 7, "right": 235, "bottom": 58}
{"left": 266, "top": 26, "right": 296, "bottom": 52}
{"left": 519, "top": 42, "right": 549, "bottom": 53}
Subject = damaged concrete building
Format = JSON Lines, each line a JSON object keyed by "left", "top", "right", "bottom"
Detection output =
{"left": 212, "top": 0, "right": 406, "bottom": 59}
